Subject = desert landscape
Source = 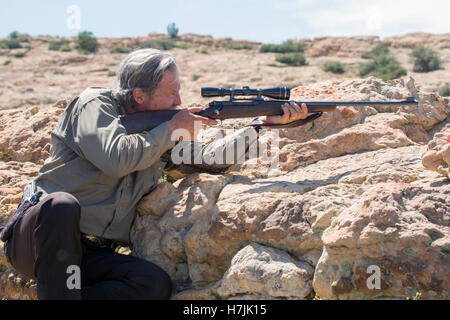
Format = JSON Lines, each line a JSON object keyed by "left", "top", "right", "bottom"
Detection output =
{"left": 0, "top": 32, "right": 448, "bottom": 300}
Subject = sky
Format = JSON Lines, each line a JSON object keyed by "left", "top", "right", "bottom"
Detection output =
{"left": 1, "top": 0, "right": 449, "bottom": 43}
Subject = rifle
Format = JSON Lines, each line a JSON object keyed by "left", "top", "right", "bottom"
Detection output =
{"left": 119, "top": 86, "right": 418, "bottom": 134}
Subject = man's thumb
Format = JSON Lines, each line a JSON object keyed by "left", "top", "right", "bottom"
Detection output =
{"left": 188, "top": 106, "right": 204, "bottom": 114}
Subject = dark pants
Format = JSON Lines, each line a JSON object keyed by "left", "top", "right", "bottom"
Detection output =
{"left": 4, "top": 192, "right": 172, "bottom": 300}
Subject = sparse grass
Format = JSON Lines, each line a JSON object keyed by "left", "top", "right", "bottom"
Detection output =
{"left": 228, "top": 43, "right": 254, "bottom": 50}
{"left": 140, "top": 39, "right": 175, "bottom": 51}
{"left": 13, "top": 51, "right": 26, "bottom": 58}
{"left": 53, "top": 69, "right": 64, "bottom": 75}
{"left": 60, "top": 43, "right": 71, "bottom": 52}
{"left": 266, "top": 63, "right": 284, "bottom": 67}
{"left": 44, "top": 98, "right": 56, "bottom": 104}
{"left": 323, "top": 61, "right": 345, "bottom": 74}
{"left": 48, "top": 39, "right": 70, "bottom": 51}
{"left": 174, "top": 41, "right": 189, "bottom": 49}
{"left": 439, "top": 85, "right": 450, "bottom": 97}
{"left": 110, "top": 46, "right": 132, "bottom": 54}
{"left": 158, "top": 174, "right": 168, "bottom": 183}
{"left": 107, "top": 70, "right": 116, "bottom": 77}
{"left": 191, "top": 74, "right": 201, "bottom": 81}
{"left": 275, "top": 52, "right": 307, "bottom": 66}
{"left": 406, "top": 292, "right": 422, "bottom": 300}
{"left": 3, "top": 59, "right": 11, "bottom": 66}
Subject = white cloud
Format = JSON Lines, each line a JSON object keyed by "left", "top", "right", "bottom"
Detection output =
{"left": 272, "top": 0, "right": 450, "bottom": 37}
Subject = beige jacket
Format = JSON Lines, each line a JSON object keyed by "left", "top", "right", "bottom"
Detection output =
{"left": 35, "top": 87, "right": 257, "bottom": 243}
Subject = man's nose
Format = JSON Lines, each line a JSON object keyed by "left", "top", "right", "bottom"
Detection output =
{"left": 174, "top": 93, "right": 182, "bottom": 106}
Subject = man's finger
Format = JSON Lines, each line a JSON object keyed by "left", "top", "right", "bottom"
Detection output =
{"left": 290, "top": 102, "right": 303, "bottom": 116}
{"left": 282, "top": 104, "right": 291, "bottom": 119}
{"left": 192, "top": 114, "right": 218, "bottom": 125}
{"left": 301, "top": 103, "right": 308, "bottom": 114}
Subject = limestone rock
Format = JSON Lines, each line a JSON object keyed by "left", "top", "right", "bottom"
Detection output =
{"left": 422, "top": 120, "right": 450, "bottom": 178}
{"left": 314, "top": 180, "right": 449, "bottom": 300}
{"left": 0, "top": 103, "right": 64, "bottom": 164}
{"left": 216, "top": 243, "right": 314, "bottom": 299}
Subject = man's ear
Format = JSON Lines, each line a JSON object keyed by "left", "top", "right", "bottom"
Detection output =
{"left": 132, "top": 88, "right": 146, "bottom": 105}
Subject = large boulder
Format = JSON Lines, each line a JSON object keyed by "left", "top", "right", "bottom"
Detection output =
{"left": 314, "top": 180, "right": 449, "bottom": 300}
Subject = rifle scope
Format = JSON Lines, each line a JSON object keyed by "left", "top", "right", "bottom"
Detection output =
{"left": 201, "top": 86, "right": 290, "bottom": 100}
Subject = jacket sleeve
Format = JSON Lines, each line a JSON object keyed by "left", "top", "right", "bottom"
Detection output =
{"left": 163, "top": 126, "right": 258, "bottom": 181}
{"left": 74, "top": 98, "right": 176, "bottom": 178}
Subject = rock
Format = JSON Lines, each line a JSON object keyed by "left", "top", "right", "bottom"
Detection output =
{"left": 0, "top": 242, "right": 37, "bottom": 300}
{"left": 422, "top": 119, "right": 450, "bottom": 178}
{"left": 306, "top": 36, "right": 380, "bottom": 57}
{"left": 216, "top": 243, "right": 314, "bottom": 299}
{"left": 136, "top": 182, "right": 178, "bottom": 217}
{"left": 314, "top": 180, "right": 449, "bottom": 300}
{"left": 383, "top": 33, "right": 450, "bottom": 50}
{"left": 0, "top": 161, "right": 40, "bottom": 218}
{"left": 131, "top": 173, "right": 229, "bottom": 286}
{"left": 0, "top": 104, "right": 63, "bottom": 164}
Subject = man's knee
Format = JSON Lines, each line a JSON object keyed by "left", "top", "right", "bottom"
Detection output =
{"left": 37, "top": 192, "right": 81, "bottom": 227}
{"left": 130, "top": 260, "right": 172, "bottom": 299}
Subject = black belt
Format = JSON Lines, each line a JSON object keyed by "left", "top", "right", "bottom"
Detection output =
{"left": 81, "top": 233, "right": 122, "bottom": 251}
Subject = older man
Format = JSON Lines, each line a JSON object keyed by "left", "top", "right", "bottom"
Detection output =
{"left": 1, "top": 49, "right": 308, "bottom": 300}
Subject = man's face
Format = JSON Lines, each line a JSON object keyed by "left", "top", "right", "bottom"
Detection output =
{"left": 131, "top": 68, "right": 182, "bottom": 113}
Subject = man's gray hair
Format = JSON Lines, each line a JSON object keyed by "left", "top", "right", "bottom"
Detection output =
{"left": 112, "top": 48, "right": 178, "bottom": 108}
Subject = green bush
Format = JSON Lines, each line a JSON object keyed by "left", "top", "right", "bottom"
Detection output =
{"left": 77, "top": 31, "right": 99, "bottom": 53}
{"left": 167, "top": 22, "right": 179, "bottom": 38}
{"left": 359, "top": 54, "right": 406, "bottom": 81}
{"left": 48, "top": 39, "right": 70, "bottom": 51}
{"left": 14, "top": 51, "right": 26, "bottom": 58}
{"left": 361, "top": 43, "right": 390, "bottom": 59}
{"left": 0, "top": 39, "right": 22, "bottom": 49}
{"left": 110, "top": 46, "right": 132, "bottom": 54}
{"left": 3, "top": 59, "right": 11, "bottom": 65}
{"left": 260, "top": 40, "right": 303, "bottom": 53}
{"left": 275, "top": 52, "right": 307, "bottom": 66}
{"left": 439, "top": 85, "right": 450, "bottom": 97}
{"left": 323, "top": 61, "right": 345, "bottom": 74}
{"left": 140, "top": 39, "right": 175, "bottom": 51}
{"left": 411, "top": 46, "right": 442, "bottom": 72}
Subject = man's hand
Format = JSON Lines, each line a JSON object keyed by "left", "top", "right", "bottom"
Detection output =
{"left": 167, "top": 106, "right": 217, "bottom": 141}
{"left": 262, "top": 102, "right": 308, "bottom": 127}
